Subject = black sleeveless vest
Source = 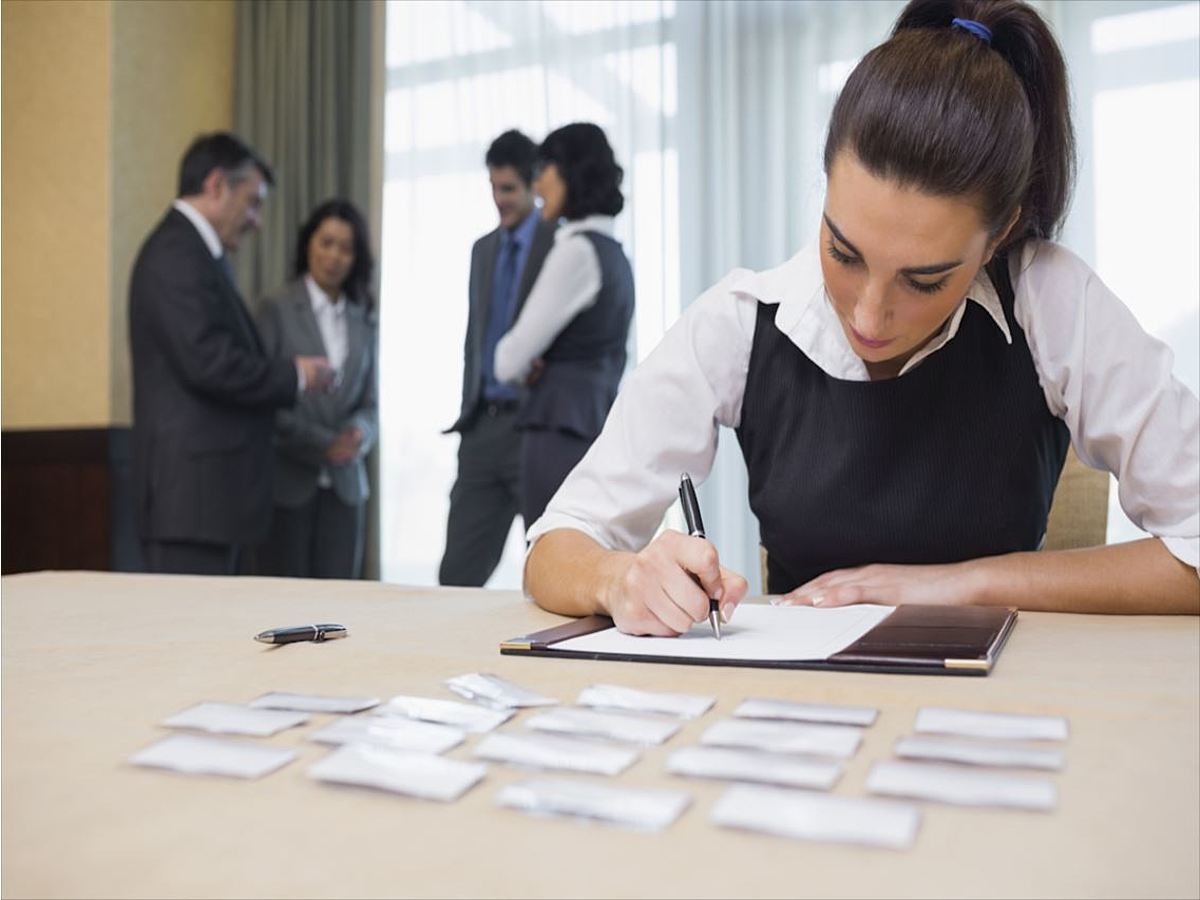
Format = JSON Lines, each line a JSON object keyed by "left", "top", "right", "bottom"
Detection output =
{"left": 517, "top": 231, "right": 635, "bottom": 439}
{"left": 735, "top": 262, "right": 1070, "bottom": 594}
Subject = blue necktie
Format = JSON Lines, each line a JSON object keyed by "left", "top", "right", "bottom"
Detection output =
{"left": 496, "top": 237, "right": 521, "bottom": 327}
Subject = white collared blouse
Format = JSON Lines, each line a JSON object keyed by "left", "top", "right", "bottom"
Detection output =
{"left": 526, "top": 239, "right": 1200, "bottom": 574}
{"left": 494, "top": 214, "right": 616, "bottom": 384}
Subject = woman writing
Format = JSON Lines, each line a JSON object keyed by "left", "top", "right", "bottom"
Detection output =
{"left": 523, "top": 0, "right": 1199, "bottom": 633}
{"left": 258, "top": 199, "right": 378, "bottom": 579}
{"left": 495, "top": 122, "right": 635, "bottom": 529}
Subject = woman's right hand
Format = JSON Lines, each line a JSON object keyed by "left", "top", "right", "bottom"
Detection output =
{"left": 602, "top": 530, "right": 748, "bottom": 636}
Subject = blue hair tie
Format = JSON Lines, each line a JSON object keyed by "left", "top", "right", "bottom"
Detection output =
{"left": 951, "top": 17, "right": 993, "bottom": 45}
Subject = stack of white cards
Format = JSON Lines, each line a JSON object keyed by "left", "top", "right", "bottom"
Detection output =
{"left": 483, "top": 684, "right": 716, "bottom": 829}
{"left": 712, "top": 785, "right": 921, "bottom": 850}
{"left": 301, "top": 693, "right": 517, "bottom": 802}
{"left": 445, "top": 673, "right": 558, "bottom": 709}
{"left": 380, "top": 694, "right": 514, "bottom": 733}
{"left": 129, "top": 689, "right": 501, "bottom": 802}
{"left": 866, "top": 706, "right": 1069, "bottom": 811}
{"left": 578, "top": 683, "right": 715, "bottom": 719}
{"left": 130, "top": 696, "right": 339, "bottom": 779}
{"left": 668, "top": 697, "right": 876, "bottom": 788}
{"left": 308, "top": 743, "right": 486, "bottom": 802}
{"left": 497, "top": 778, "right": 691, "bottom": 832}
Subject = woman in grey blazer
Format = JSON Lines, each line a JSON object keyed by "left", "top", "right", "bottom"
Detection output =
{"left": 257, "top": 199, "right": 378, "bottom": 578}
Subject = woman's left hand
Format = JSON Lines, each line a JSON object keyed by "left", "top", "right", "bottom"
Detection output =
{"left": 525, "top": 358, "right": 546, "bottom": 387}
{"left": 776, "top": 560, "right": 986, "bottom": 608}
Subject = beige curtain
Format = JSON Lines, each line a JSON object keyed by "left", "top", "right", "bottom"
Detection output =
{"left": 233, "top": 0, "right": 384, "bottom": 578}
{"left": 233, "top": 0, "right": 375, "bottom": 302}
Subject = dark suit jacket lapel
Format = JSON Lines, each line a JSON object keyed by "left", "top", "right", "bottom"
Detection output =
{"left": 471, "top": 229, "right": 500, "bottom": 347}
{"left": 514, "top": 219, "right": 557, "bottom": 317}
{"left": 217, "top": 268, "right": 264, "bottom": 352}
{"left": 166, "top": 210, "right": 263, "bottom": 353}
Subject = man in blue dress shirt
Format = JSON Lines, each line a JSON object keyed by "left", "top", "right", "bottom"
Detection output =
{"left": 439, "top": 130, "right": 557, "bottom": 586}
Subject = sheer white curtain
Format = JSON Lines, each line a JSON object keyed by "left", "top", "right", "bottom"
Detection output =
{"left": 1046, "top": 0, "right": 1200, "bottom": 543}
{"left": 674, "top": 0, "right": 905, "bottom": 590}
{"left": 379, "top": 1, "right": 678, "bottom": 586}
{"left": 380, "top": 0, "right": 1199, "bottom": 590}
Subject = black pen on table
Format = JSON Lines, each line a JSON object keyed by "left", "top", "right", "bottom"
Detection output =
{"left": 678, "top": 472, "right": 722, "bottom": 640}
{"left": 254, "top": 624, "right": 347, "bottom": 644}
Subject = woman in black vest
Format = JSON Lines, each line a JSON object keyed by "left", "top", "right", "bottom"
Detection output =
{"left": 522, "top": 0, "right": 1199, "bottom": 633}
{"left": 495, "top": 123, "right": 635, "bottom": 529}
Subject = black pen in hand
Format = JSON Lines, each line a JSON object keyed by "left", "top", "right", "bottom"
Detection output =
{"left": 678, "top": 473, "right": 722, "bottom": 640}
{"left": 254, "top": 624, "right": 347, "bottom": 644}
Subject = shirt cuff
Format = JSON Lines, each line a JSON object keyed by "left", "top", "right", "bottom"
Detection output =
{"left": 294, "top": 361, "right": 306, "bottom": 393}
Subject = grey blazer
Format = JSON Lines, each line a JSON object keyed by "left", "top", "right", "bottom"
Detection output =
{"left": 257, "top": 278, "right": 378, "bottom": 509}
{"left": 445, "top": 218, "right": 557, "bottom": 433}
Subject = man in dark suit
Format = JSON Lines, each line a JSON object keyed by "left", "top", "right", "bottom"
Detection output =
{"left": 439, "top": 130, "right": 557, "bottom": 586}
{"left": 129, "top": 132, "right": 334, "bottom": 575}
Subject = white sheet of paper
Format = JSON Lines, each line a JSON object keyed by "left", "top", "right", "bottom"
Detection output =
{"left": 308, "top": 743, "right": 485, "bottom": 802}
{"left": 915, "top": 707, "right": 1069, "bottom": 741}
{"left": 162, "top": 702, "right": 309, "bottom": 736}
{"left": 701, "top": 718, "right": 863, "bottom": 758}
{"left": 666, "top": 746, "right": 843, "bottom": 790}
{"left": 734, "top": 698, "right": 877, "bottom": 727}
{"left": 577, "top": 684, "right": 714, "bottom": 719}
{"left": 554, "top": 604, "right": 894, "bottom": 662}
{"left": 129, "top": 734, "right": 296, "bottom": 779}
{"left": 473, "top": 731, "right": 640, "bottom": 776}
{"left": 309, "top": 714, "right": 465, "bottom": 754}
{"left": 497, "top": 778, "right": 691, "bottom": 832}
{"left": 867, "top": 760, "right": 1057, "bottom": 810}
{"left": 526, "top": 707, "right": 681, "bottom": 745}
{"left": 895, "top": 735, "right": 1065, "bottom": 771}
{"left": 249, "top": 692, "right": 380, "bottom": 714}
{"left": 711, "top": 784, "right": 920, "bottom": 849}
{"left": 380, "top": 695, "right": 513, "bottom": 733}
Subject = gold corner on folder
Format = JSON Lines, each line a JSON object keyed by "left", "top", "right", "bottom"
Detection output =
{"left": 500, "top": 640, "right": 532, "bottom": 651}
{"left": 945, "top": 658, "right": 991, "bottom": 671}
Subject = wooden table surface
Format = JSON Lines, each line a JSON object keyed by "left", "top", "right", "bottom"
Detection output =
{"left": 2, "top": 571, "right": 1197, "bottom": 899}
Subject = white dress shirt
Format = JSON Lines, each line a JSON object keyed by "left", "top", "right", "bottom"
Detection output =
{"left": 527, "top": 239, "right": 1200, "bottom": 573}
{"left": 172, "top": 199, "right": 222, "bottom": 258}
{"left": 494, "top": 215, "right": 614, "bottom": 384}
{"left": 304, "top": 275, "right": 349, "bottom": 372}
{"left": 304, "top": 275, "right": 349, "bottom": 489}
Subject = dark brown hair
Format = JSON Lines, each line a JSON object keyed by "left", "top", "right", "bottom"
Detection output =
{"left": 538, "top": 122, "right": 625, "bottom": 220}
{"left": 293, "top": 199, "right": 375, "bottom": 309}
{"left": 178, "top": 132, "right": 275, "bottom": 196}
{"left": 824, "top": 0, "right": 1075, "bottom": 255}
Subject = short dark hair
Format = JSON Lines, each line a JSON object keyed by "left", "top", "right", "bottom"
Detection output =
{"left": 292, "top": 199, "right": 376, "bottom": 308}
{"left": 537, "top": 123, "right": 624, "bottom": 220}
{"left": 485, "top": 129, "right": 538, "bottom": 186}
{"left": 824, "top": 0, "right": 1075, "bottom": 254}
{"left": 177, "top": 132, "right": 276, "bottom": 197}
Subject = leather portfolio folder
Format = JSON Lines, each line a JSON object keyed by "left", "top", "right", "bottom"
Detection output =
{"left": 500, "top": 604, "right": 1017, "bottom": 676}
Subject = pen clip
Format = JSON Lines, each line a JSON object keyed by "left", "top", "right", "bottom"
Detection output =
{"left": 678, "top": 473, "right": 706, "bottom": 538}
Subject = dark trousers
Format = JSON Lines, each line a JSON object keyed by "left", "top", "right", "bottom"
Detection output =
{"left": 259, "top": 488, "right": 366, "bottom": 579}
{"left": 142, "top": 540, "right": 242, "bottom": 575}
{"left": 519, "top": 427, "right": 593, "bottom": 529}
{"left": 438, "top": 404, "right": 521, "bottom": 587}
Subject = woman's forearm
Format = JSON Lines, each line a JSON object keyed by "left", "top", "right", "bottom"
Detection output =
{"left": 972, "top": 538, "right": 1199, "bottom": 614}
{"left": 523, "top": 528, "right": 635, "bottom": 617}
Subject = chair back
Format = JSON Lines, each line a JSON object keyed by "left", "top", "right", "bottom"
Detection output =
{"left": 1043, "top": 446, "right": 1111, "bottom": 551}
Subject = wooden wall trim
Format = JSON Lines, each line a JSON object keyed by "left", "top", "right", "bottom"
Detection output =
{"left": 1, "top": 427, "right": 133, "bottom": 574}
